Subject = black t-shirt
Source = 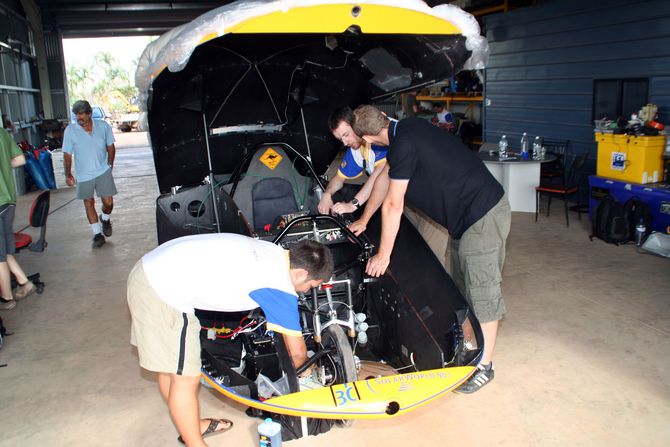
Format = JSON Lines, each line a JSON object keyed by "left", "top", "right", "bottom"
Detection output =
{"left": 387, "top": 117, "right": 504, "bottom": 239}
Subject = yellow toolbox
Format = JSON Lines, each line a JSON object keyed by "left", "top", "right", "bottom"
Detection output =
{"left": 595, "top": 132, "right": 666, "bottom": 184}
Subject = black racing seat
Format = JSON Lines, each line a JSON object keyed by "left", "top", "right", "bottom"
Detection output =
{"left": 228, "top": 145, "right": 312, "bottom": 231}
{"left": 252, "top": 178, "right": 298, "bottom": 232}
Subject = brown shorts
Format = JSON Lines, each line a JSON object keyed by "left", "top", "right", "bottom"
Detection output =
{"left": 127, "top": 260, "right": 201, "bottom": 376}
{"left": 450, "top": 195, "right": 511, "bottom": 323}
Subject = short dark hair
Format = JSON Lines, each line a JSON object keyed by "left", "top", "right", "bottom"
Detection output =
{"left": 328, "top": 106, "right": 355, "bottom": 131}
{"left": 289, "top": 240, "right": 334, "bottom": 281}
{"left": 72, "top": 100, "right": 92, "bottom": 115}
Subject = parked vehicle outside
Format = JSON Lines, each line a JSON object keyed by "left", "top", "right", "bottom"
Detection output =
{"left": 70, "top": 105, "right": 112, "bottom": 127}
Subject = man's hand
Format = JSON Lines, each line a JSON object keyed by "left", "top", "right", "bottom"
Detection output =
{"left": 366, "top": 251, "right": 390, "bottom": 277}
{"left": 65, "top": 174, "right": 75, "bottom": 187}
{"left": 348, "top": 219, "right": 368, "bottom": 236}
{"left": 299, "top": 363, "right": 317, "bottom": 378}
{"left": 332, "top": 201, "right": 356, "bottom": 215}
{"left": 317, "top": 194, "right": 334, "bottom": 215}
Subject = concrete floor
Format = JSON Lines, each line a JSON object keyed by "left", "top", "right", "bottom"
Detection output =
{"left": 1, "top": 133, "right": 669, "bottom": 446}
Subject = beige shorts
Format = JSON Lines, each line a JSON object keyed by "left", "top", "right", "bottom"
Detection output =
{"left": 450, "top": 195, "right": 511, "bottom": 323}
{"left": 127, "top": 260, "right": 201, "bottom": 376}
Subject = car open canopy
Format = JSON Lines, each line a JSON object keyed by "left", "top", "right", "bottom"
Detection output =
{"left": 135, "top": 0, "right": 488, "bottom": 193}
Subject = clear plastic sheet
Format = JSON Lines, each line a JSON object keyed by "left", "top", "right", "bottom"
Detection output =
{"left": 135, "top": 0, "right": 489, "bottom": 129}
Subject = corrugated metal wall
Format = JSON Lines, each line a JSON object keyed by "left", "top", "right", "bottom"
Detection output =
{"left": 484, "top": 0, "right": 670, "bottom": 165}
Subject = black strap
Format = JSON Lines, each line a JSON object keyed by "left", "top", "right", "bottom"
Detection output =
{"left": 176, "top": 313, "right": 188, "bottom": 375}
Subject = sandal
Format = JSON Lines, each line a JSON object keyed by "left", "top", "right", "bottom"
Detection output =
{"left": 177, "top": 418, "right": 233, "bottom": 444}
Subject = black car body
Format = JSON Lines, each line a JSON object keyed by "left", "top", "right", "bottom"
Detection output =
{"left": 137, "top": 0, "right": 488, "bottom": 420}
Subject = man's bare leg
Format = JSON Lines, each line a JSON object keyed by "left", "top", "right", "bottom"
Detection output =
{"left": 166, "top": 373, "right": 207, "bottom": 447}
{"left": 157, "top": 372, "right": 171, "bottom": 402}
{"left": 83, "top": 198, "right": 98, "bottom": 224}
{"left": 480, "top": 319, "right": 499, "bottom": 365}
{"left": 101, "top": 196, "right": 113, "bottom": 215}
{"left": 7, "top": 255, "right": 28, "bottom": 285}
{"left": 0, "top": 261, "right": 13, "bottom": 300}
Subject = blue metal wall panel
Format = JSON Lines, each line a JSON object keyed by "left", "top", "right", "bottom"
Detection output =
{"left": 487, "top": 58, "right": 670, "bottom": 82}
{"left": 488, "top": 17, "right": 670, "bottom": 54}
{"left": 483, "top": 0, "right": 670, "bottom": 168}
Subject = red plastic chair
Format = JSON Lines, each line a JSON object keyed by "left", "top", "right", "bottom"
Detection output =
{"left": 14, "top": 189, "right": 50, "bottom": 253}
{"left": 12, "top": 190, "right": 50, "bottom": 294}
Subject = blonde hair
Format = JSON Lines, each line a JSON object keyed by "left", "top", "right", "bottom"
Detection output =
{"left": 353, "top": 105, "right": 389, "bottom": 137}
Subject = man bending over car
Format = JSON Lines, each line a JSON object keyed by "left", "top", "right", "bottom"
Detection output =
{"left": 127, "top": 234, "right": 333, "bottom": 446}
{"left": 317, "top": 106, "right": 388, "bottom": 216}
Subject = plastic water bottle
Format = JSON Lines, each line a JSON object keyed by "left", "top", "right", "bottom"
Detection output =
{"left": 520, "top": 132, "right": 529, "bottom": 159}
{"left": 533, "top": 136, "right": 542, "bottom": 160}
{"left": 258, "top": 418, "right": 282, "bottom": 447}
{"left": 635, "top": 219, "right": 646, "bottom": 246}
{"left": 498, "top": 135, "right": 508, "bottom": 160}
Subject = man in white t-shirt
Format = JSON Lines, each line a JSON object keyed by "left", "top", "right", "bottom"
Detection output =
{"left": 127, "top": 234, "right": 333, "bottom": 446}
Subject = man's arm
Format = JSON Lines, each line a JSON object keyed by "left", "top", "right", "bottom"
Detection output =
{"left": 282, "top": 333, "right": 310, "bottom": 375}
{"left": 10, "top": 153, "right": 26, "bottom": 168}
{"left": 317, "top": 175, "right": 345, "bottom": 214}
{"left": 365, "top": 178, "right": 408, "bottom": 277}
{"left": 107, "top": 144, "right": 116, "bottom": 168}
{"left": 63, "top": 152, "right": 75, "bottom": 186}
{"left": 332, "top": 161, "right": 386, "bottom": 215}
{"left": 348, "top": 163, "right": 390, "bottom": 235}
{"left": 356, "top": 161, "right": 385, "bottom": 204}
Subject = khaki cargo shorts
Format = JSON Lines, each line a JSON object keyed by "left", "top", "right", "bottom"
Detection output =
{"left": 127, "top": 260, "right": 201, "bottom": 376}
{"left": 450, "top": 195, "right": 511, "bottom": 323}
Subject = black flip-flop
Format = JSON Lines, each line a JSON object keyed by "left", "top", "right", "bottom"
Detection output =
{"left": 177, "top": 418, "right": 233, "bottom": 444}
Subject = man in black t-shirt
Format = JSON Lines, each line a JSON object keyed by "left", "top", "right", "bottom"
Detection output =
{"left": 350, "top": 105, "right": 511, "bottom": 394}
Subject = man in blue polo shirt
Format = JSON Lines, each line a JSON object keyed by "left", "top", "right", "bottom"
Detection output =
{"left": 317, "top": 107, "right": 388, "bottom": 216}
{"left": 127, "top": 234, "right": 334, "bottom": 446}
{"left": 63, "top": 100, "right": 117, "bottom": 248}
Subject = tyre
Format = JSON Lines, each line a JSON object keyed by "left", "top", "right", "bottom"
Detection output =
{"left": 319, "top": 325, "right": 357, "bottom": 384}
{"left": 319, "top": 325, "right": 357, "bottom": 427}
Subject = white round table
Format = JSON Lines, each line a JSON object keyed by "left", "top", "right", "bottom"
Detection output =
{"left": 477, "top": 152, "right": 557, "bottom": 213}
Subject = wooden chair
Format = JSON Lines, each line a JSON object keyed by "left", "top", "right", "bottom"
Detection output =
{"left": 535, "top": 153, "right": 587, "bottom": 227}
{"left": 540, "top": 139, "right": 569, "bottom": 183}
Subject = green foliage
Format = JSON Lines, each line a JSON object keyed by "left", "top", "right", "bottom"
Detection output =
{"left": 66, "top": 51, "right": 139, "bottom": 115}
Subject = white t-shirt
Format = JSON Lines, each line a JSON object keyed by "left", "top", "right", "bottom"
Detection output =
{"left": 141, "top": 233, "right": 300, "bottom": 335}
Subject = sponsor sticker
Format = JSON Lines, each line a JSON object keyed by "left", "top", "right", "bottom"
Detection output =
{"left": 611, "top": 152, "right": 626, "bottom": 171}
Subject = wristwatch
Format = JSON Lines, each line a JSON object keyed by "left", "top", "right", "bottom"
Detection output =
{"left": 351, "top": 198, "right": 361, "bottom": 209}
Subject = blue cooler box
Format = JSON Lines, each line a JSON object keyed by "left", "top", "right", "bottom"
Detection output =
{"left": 589, "top": 175, "right": 670, "bottom": 234}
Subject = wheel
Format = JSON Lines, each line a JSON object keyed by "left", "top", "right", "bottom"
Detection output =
{"left": 319, "top": 325, "right": 357, "bottom": 427}
{"left": 319, "top": 325, "right": 357, "bottom": 385}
